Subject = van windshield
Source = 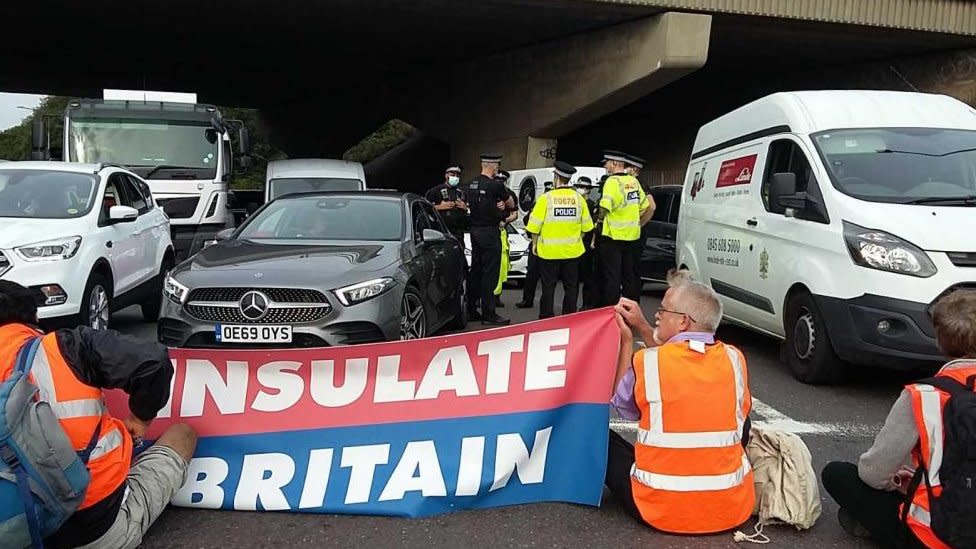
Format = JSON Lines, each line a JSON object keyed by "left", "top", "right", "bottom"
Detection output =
{"left": 813, "top": 128, "right": 976, "bottom": 205}
{"left": 269, "top": 177, "right": 363, "bottom": 200}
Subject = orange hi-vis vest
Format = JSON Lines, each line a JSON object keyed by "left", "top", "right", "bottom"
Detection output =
{"left": 631, "top": 340, "right": 755, "bottom": 534}
{"left": 902, "top": 362, "right": 976, "bottom": 549}
{"left": 0, "top": 323, "right": 132, "bottom": 509}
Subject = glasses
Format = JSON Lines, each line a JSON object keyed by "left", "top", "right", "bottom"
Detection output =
{"left": 657, "top": 306, "right": 696, "bottom": 324}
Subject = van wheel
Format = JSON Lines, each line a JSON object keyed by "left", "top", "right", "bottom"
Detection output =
{"left": 79, "top": 273, "right": 112, "bottom": 331}
{"left": 784, "top": 292, "right": 845, "bottom": 384}
{"left": 142, "top": 255, "right": 174, "bottom": 322}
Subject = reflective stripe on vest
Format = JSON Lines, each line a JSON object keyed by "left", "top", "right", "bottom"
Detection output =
{"left": 30, "top": 346, "right": 108, "bottom": 419}
{"left": 632, "top": 453, "right": 751, "bottom": 492}
{"left": 915, "top": 384, "right": 944, "bottom": 486}
{"left": 637, "top": 346, "right": 747, "bottom": 449}
{"left": 89, "top": 428, "right": 125, "bottom": 461}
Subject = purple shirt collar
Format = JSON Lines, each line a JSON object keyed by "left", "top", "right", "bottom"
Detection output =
{"left": 666, "top": 331, "right": 716, "bottom": 344}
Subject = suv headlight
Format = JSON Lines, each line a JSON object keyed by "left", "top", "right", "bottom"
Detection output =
{"left": 164, "top": 275, "right": 190, "bottom": 304}
{"left": 15, "top": 236, "right": 83, "bottom": 261}
{"left": 843, "top": 222, "right": 936, "bottom": 278}
{"left": 334, "top": 277, "right": 396, "bottom": 306}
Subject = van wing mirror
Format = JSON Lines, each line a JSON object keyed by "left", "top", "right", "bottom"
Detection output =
{"left": 31, "top": 118, "right": 47, "bottom": 160}
{"left": 770, "top": 172, "right": 806, "bottom": 210}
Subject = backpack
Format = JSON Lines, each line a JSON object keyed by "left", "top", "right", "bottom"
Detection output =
{"left": 903, "top": 375, "right": 976, "bottom": 548}
{"left": 0, "top": 337, "right": 96, "bottom": 549}
{"left": 734, "top": 428, "right": 821, "bottom": 544}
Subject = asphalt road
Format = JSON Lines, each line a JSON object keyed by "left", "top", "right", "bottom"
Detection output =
{"left": 109, "top": 285, "right": 915, "bottom": 548}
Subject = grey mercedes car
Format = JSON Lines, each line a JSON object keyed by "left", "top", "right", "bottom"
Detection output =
{"left": 157, "top": 191, "right": 467, "bottom": 348}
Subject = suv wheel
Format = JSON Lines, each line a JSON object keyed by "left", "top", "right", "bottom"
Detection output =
{"left": 80, "top": 273, "right": 111, "bottom": 331}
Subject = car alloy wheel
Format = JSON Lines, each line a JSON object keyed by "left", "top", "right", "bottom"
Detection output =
{"left": 89, "top": 284, "right": 110, "bottom": 330}
{"left": 792, "top": 307, "right": 817, "bottom": 361}
{"left": 399, "top": 290, "right": 426, "bottom": 340}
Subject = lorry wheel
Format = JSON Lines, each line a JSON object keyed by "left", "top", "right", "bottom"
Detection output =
{"left": 79, "top": 273, "right": 112, "bottom": 331}
{"left": 784, "top": 291, "right": 846, "bottom": 384}
{"left": 142, "top": 255, "right": 174, "bottom": 322}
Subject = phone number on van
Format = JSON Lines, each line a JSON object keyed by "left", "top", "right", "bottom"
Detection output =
{"left": 706, "top": 238, "right": 741, "bottom": 254}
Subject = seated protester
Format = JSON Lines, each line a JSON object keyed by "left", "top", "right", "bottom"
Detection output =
{"left": 822, "top": 289, "right": 976, "bottom": 549}
{"left": 0, "top": 280, "right": 196, "bottom": 549}
{"left": 608, "top": 269, "right": 754, "bottom": 534}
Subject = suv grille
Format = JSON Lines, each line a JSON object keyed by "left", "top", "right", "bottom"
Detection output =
{"left": 947, "top": 252, "right": 976, "bottom": 268}
{"left": 0, "top": 251, "right": 9, "bottom": 277}
{"left": 185, "top": 287, "right": 332, "bottom": 324}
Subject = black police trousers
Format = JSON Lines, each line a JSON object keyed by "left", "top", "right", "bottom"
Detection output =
{"left": 521, "top": 252, "right": 540, "bottom": 304}
{"left": 468, "top": 226, "right": 502, "bottom": 318}
{"left": 598, "top": 236, "right": 640, "bottom": 306}
{"left": 538, "top": 257, "right": 579, "bottom": 319}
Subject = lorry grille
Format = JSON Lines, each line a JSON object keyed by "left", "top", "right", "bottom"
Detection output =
{"left": 0, "top": 251, "right": 9, "bottom": 277}
{"left": 156, "top": 197, "right": 199, "bottom": 219}
{"left": 184, "top": 287, "right": 332, "bottom": 324}
{"left": 947, "top": 252, "right": 976, "bottom": 268}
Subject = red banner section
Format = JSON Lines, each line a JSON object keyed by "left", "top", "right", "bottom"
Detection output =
{"left": 716, "top": 154, "right": 758, "bottom": 188}
{"left": 105, "top": 309, "right": 620, "bottom": 439}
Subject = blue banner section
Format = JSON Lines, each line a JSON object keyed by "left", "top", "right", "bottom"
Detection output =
{"left": 171, "top": 404, "right": 610, "bottom": 517}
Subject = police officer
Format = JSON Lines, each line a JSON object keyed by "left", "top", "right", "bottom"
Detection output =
{"left": 465, "top": 153, "right": 515, "bottom": 325}
{"left": 575, "top": 176, "right": 601, "bottom": 310}
{"left": 525, "top": 161, "right": 594, "bottom": 319}
{"left": 492, "top": 170, "right": 519, "bottom": 308}
{"left": 516, "top": 179, "right": 553, "bottom": 309}
{"left": 624, "top": 153, "right": 655, "bottom": 301}
{"left": 596, "top": 150, "right": 651, "bottom": 306}
{"left": 426, "top": 165, "right": 467, "bottom": 242}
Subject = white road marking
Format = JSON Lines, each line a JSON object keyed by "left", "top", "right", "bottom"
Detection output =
{"left": 610, "top": 398, "right": 876, "bottom": 438}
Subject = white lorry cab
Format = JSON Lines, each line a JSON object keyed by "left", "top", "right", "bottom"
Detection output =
{"left": 507, "top": 166, "right": 605, "bottom": 231}
{"left": 264, "top": 159, "right": 366, "bottom": 203}
{"left": 677, "top": 90, "right": 976, "bottom": 384}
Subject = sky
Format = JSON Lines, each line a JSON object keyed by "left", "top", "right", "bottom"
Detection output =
{"left": 0, "top": 92, "right": 45, "bottom": 131}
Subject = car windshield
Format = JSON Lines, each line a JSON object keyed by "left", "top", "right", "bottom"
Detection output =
{"left": 813, "top": 128, "right": 976, "bottom": 204}
{"left": 268, "top": 177, "right": 363, "bottom": 200}
{"left": 68, "top": 118, "right": 218, "bottom": 171}
{"left": 238, "top": 195, "right": 403, "bottom": 241}
{"left": 0, "top": 170, "right": 97, "bottom": 219}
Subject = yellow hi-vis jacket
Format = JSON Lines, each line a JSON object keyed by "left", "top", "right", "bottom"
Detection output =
{"left": 599, "top": 173, "right": 648, "bottom": 241}
{"left": 525, "top": 187, "right": 594, "bottom": 260}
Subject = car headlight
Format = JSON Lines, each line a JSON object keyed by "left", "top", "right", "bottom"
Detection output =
{"left": 164, "top": 275, "right": 190, "bottom": 304}
{"left": 843, "top": 222, "right": 936, "bottom": 278}
{"left": 15, "top": 236, "right": 83, "bottom": 261}
{"left": 333, "top": 277, "right": 397, "bottom": 306}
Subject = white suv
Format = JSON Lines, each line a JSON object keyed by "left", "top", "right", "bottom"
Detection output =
{"left": 0, "top": 162, "right": 174, "bottom": 329}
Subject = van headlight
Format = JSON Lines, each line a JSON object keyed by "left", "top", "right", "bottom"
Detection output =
{"left": 333, "top": 277, "right": 396, "bottom": 306}
{"left": 164, "top": 275, "right": 190, "bottom": 304}
{"left": 843, "top": 222, "right": 936, "bottom": 278}
{"left": 15, "top": 236, "right": 82, "bottom": 261}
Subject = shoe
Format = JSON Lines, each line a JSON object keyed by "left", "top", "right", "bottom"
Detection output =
{"left": 515, "top": 301, "right": 533, "bottom": 309}
{"left": 482, "top": 314, "right": 511, "bottom": 326}
{"left": 467, "top": 308, "right": 483, "bottom": 321}
{"left": 838, "top": 508, "right": 871, "bottom": 539}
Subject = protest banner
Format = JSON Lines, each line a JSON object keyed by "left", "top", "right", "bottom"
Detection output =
{"left": 105, "top": 308, "right": 619, "bottom": 517}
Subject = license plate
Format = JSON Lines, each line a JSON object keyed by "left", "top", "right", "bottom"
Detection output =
{"left": 215, "top": 324, "right": 293, "bottom": 344}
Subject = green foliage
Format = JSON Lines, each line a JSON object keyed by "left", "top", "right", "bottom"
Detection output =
{"left": 343, "top": 119, "right": 416, "bottom": 164}
{"left": 0, "top": 96, "right": 71, "bottom": 160}
{"left": 220, "top": 105, "right": 286, "bottom": 190}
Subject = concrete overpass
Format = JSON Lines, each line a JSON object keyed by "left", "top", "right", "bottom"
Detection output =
{"left": 6, "top": 0, "right": 976, "bottom": 189}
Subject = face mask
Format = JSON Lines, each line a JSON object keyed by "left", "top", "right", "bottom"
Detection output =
{"left": 448, "top": 176, "right": 460, "bottom": 186}
{"left": 576, "top": 188, "right": 587, "bottom": 196}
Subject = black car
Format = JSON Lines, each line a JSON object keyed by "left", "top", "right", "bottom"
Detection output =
{"left": 158, "top": 191, "right": 467, "bottom": 348}
{"left": 639, "top": 185, "right": 682, "bottom": 282}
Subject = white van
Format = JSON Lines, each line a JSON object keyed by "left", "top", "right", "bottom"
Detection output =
{"left": 264, "top": 159, "right": 365, "bottom": 203}
{"left": 677, "top": 90, "right": 976, "bottom": 384}
{"left": 507, "top": 166, "right": 605, "bottom": 231}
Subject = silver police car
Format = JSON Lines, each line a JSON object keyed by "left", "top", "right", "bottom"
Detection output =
{"left": 158, "top": 191, "right": 467, "bottom": 348}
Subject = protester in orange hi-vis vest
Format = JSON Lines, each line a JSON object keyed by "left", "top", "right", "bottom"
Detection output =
{"left": 824, "top": 289, "right": 976, "bottom": 549}
{"left": 607, "top": 269, "right": 755, "bottom": 534}
{"left": 0, "top": 280, "right": 197, "bottom": 549}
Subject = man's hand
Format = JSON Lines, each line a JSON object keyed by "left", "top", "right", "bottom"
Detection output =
{"left": 124, "top": 415, "right": 151, "bottom": 445}
{"left": 893, "top": 468, "right": 915, "bottom": 495}
{"left": 615, "top": 312, "right": 633, "bottom": 345}
{"left": 455, "top": 200, "right": 467, "bottom": 209}
{"left": 496, "top": 200, "right": 506, "bottom": 211}
{"left": 614, "top": 298, "right": 655, "bottom": 344}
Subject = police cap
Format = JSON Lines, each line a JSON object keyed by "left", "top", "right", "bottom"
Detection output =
{"left": 575, "top": 176, "right": 594, "bottom": 188}
{"left": 494, "top": 170, "right": 510, "bottom": 182}
{"left": 625, "top": 153, "right": 645, "bottom": 169}
{"left": 553, "top": 161, "right": 577, "bottom": 180}
{"left": 445, "top": 165, "right": 462, "bottom": 175}
{"left": 602, "top": 149, "right": 630, "bottom": 164}
{"left": 480, "top": 153, "right": 502, "bottom": 163}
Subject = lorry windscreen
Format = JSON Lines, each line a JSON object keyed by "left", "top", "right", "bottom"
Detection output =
{"left": 269, "top": 178, "right": 363, "bottom": 200}
{"left": 67, "top": 118, "right": 218, "bottom": 175}
{"left": 814, "top": 128, "right": 976, "bottom": 205}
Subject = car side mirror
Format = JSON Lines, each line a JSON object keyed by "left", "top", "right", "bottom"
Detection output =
{"left": 422, "top": 229, "right": 446, "bottom": 243}
{"left": 770, "top": 172, "right": 807, "bottom": 211}
{"left": 215, "top": 228, "right": 235, "bottom": 241}
{"left": 31, "top": 118, "right": 47, "bottom": 160}
{"left": 108, "top": 205, "right": 138, "bottom": 223}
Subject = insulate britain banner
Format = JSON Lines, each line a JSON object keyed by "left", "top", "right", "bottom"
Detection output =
{"left": 105, "top": 309, "right": 620, "bottom": 517}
